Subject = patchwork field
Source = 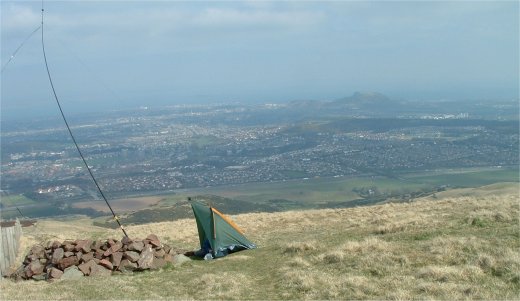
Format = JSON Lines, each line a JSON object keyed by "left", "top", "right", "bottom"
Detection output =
{"left": 1, "top": 167, "right": 517, "bottom": 222}
{"left": 72, "top": 196, "right": 163, "bottom": 213}
{"left": 1, "top": 182, "right": 518, "bottom": 300}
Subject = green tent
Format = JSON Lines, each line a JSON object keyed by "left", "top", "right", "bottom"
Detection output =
{"left": 191, "top": 201, "right": 256, "bottom": 258}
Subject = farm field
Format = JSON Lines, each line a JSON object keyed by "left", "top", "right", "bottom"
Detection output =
{"left": 157, "top": 167, "right": 518, "bottom": 206}
{"left": 72, "top": 196, "right": 163, "bottom": 213}
{"left": 0, "top": 195, "right": 37, "bottom": 208}
{"left": 1, "top": 167, "right": 517, "bottom": 221}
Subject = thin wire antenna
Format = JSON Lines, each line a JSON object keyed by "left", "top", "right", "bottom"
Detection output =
{"left": 40, "top": 3, "right": 129, "bottom": 238}
{"left": 16, "top": 207, "right": 27, "bottom": 219}
{"left": 1, "top": 25, "right": 41, "bottom": 73}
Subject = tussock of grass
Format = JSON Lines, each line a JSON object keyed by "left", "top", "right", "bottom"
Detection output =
{"left": 1, "top": 183, "right": 519, "bottom": 300}
{"left": 286, "top": 256, "right": 311, "bottom": 267}
{"left": 374, "top": 222, "right": 408, "bottom": 234}
{"left": 283, "top": 240, "right": 317, "bottom": 254}
{"left": 417, "top": 265, "right": 483, "bottom": 282}
{"left": 321, "top": 250, "right": 345, "bottom": 264}
{"left": 281, "top": 270, "right": 316, "bottom": 293}
{"left": 342, "top": 237, "right": 393, "bottom": 254}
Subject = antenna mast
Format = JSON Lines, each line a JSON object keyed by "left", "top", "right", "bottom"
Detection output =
{"left": 40, "top": 2, "right": 129, "bottom": 238}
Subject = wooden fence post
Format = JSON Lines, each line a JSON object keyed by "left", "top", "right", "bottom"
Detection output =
{"left": 0, "top": 219, "right": 23, "bottom": 277}
{"left": 0, "top": 226, "right": 5, "bottom": 277}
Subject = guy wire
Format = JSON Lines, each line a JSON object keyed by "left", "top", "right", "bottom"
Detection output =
{"left": 1, "top": 25, "right": 41, "bottom": 73}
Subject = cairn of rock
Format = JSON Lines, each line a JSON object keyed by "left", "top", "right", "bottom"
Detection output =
{"left": 9, "top": 234, "right": 188, "bottom": 281}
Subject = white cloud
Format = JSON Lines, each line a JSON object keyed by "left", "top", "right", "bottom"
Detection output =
{"left": 2, "top": 4, "right": 326, "bottom": 56}
{"left": 1, "top": 4, "right": 41, "bottom": 32}
{"left": 71, "top": 6, "right": 326, "bottom": 37}
{"left": 191, "top": 8, "right": 324, "bottom": 29}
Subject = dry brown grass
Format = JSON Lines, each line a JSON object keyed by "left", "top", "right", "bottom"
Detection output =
{"left": 283, "top": 240, "right": 318, "bottom": 254}
{"left": 2, "top": 183, "right": 519, "bottom": 300}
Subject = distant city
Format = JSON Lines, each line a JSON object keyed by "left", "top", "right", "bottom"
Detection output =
{"left": 1, "top": 93, "right": 518, "bottom": 204}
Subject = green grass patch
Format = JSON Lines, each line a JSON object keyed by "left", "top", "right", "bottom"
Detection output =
{"left": 404, "top": 167, "right": 519, "bottom": 187}
{"left": 190, "top": 135, "right": 221, "bottom": 148}
{"left": 153, "top": 168, "right": 518, "bottom": 215}
{"left": 412, "top": 231, "right": 439, "bottom": 241}
{"left": 0, "top": 194, "right": 37, "bottom": 207}
{"left": 175, "top": 176, "right": 429, "bottom": 205}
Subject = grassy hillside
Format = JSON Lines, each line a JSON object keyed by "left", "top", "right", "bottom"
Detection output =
{"left": 1, "top": 183, "right": 519, "bottom": 300}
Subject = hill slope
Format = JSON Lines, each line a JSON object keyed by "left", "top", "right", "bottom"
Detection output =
{"left": 1, "top": 184, "right": 519, "bottom": 300}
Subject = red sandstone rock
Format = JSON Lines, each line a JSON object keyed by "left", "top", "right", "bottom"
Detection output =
{"left": 78, "top": 259, "right": 97, "bottom": 275}
{"left": 75, "top": 240, "right": 92, "bottom": 253}
{"left": 111, "top": 252, "right": 123, "bottom": 267}
{"left": 99, "top": 259, "right": 113, "bottom": 270}
{"left": 51, "top": 248, "right": 64, "bottom": 264}
{"left": 95, "top": 250, "right": 104, "bottom": 259}
{"left": 89, "top": 264, "right": 112, "bottom": 277}
{"left": 63, "top": 244, "right": 75, "bottom": 252}
{"left": 124, "top": 251, "right": 140, "bottom": 262}
{"left": 24, "top": 261, "right": 44, "bottom": 278}
{"left": 119, "top": 259, "right": 138, "bottom": 271}
{"left": 121, "top": 236, "right": 132, "bottom": 245}
{"left": 128, "top": 241, "right": 144, "bottom": 252}
{"left": 47, "top": 267, "right": 64, "bottom": 280}
{"left": 81, "top": 252, "right": 94, "bottom": 263}
{"left": 146, "top": 234, "right": 161, "bottom": 247}
{"left": 112, "top": 241, "right": 123, "bottom": 252}
{"left": 57, "top": 256, "right": 79, "bottom": 270}
{"left": 138, "top": 246, "right": 154, "bottom": 269}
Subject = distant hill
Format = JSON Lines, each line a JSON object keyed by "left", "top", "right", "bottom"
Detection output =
{"left": 328, "top": 91, "right": 405, "bottom": 111}
{"left": 332, "top": 91, "right": 392, "bottom": 104}
{"left": 287, "top": 92, "right": 405, "bottom": 115}
{"left": 288, "top": 92, "right": 395, "bottom": 108}
{"left": 287, "top": 99, "right": 324, "bottom": 108}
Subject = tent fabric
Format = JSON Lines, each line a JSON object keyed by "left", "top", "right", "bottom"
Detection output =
{"left": 211, "top": 207, "right": 245, "bottom": 234}
{"left": 192, "top": 201, "right": 213, "bottom": 247}
{"left": 191, "top": 201, "right": 256, "bottom": 258}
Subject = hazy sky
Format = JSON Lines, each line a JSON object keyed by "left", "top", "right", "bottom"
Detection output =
{"left": 1, "top": 1, "right": 519, "bottom": 119}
